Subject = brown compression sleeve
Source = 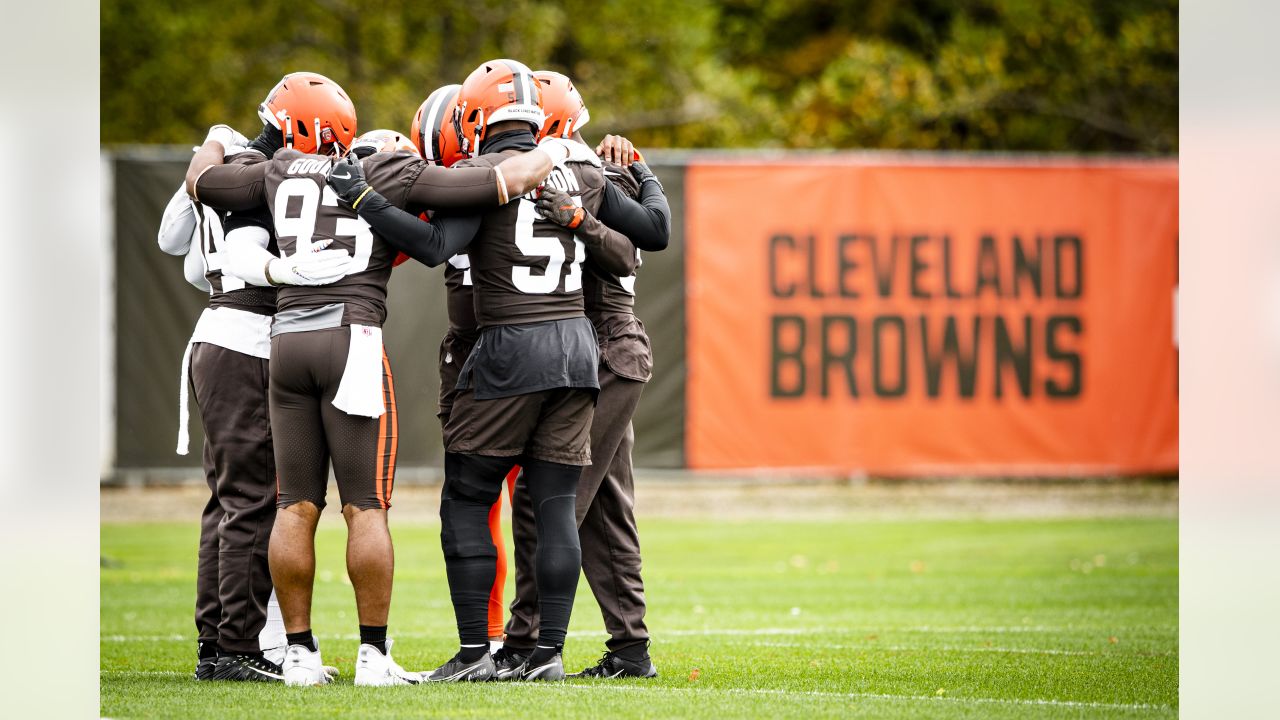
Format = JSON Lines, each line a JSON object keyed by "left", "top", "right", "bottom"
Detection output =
{"left": 575, "top": 212, "right": 638, "bottom": 278}
{"left": 405, "top": 165, "right": 502, "bottom": 210}
{"left": 193, "top": 162, "right": 268, "bottom": 211}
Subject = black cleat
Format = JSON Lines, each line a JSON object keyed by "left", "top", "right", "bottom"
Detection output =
{"left": 569, "top": 650, "right": 658, "bottom": 679}
{"left": 516, "top": 653, "right": 565, "bottom": 681}
{"left": 194, "top": 656, "right": 218, "bottom": 681}
{"left": 424, "top": 652, "right": 495, "bottom": 682}
{"left": 491, "top": 646, "right": 530, "bottom": 681}
{"left": 210, "top": 653, "right": 284, "bottom": 682}
{"left": 194, "top": 642, "right": 219, "bottom": 681}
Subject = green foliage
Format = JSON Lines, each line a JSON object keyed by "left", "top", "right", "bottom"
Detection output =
{"left": 102, "top": 0, "right": 1176, "bottom": 152}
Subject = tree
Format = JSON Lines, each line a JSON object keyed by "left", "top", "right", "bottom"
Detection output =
{"left": 101, "top": 0, "right": 1176, "bottom": 153}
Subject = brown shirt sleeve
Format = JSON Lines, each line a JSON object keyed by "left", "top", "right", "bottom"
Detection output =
{"left": 576, "top": 212, "right": 638, "bottom": 278}
{"left": 405, "top": 156, "right": 502, "bottom": 210}
{"left": 194, "top": 155, "right": 268, "bottom": 211}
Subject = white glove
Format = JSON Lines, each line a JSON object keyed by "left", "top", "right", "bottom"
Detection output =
{"left": 203, "top": 124, "right": 249, "bottom": 151}
{"left": 535, "top": 136, "right": 576, "bottom": 165}
{"left": 267, "top": 246, "right": 353, "bottom": 286}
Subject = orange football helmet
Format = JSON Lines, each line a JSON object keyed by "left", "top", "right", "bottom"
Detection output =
{"left": 533, "top": 71, "right": 590, "bottom": 140}
{"left": 411, "top": 84, "right": 464, "bottom": 167}
{"left": 349, "top": 129, "right": 418, "bottom": 158}
{"left": 257, "top": 72, "right": 357, "bottom": 156}
{"left": 453, "top": 59, "right": 544, "bottom": 157}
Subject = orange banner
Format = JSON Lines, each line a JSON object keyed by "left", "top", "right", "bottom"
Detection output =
{"left": 685, "top": 160, "right": 1178, "bottom": 475}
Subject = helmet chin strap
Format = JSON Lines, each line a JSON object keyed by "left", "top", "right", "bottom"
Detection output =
{"left": 473, "top": 108, "right": 486, "bottom": 155}
{"left": 283, "top": 113, "right": 294, "bottom": 149}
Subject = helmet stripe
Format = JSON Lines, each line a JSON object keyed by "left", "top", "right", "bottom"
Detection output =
{"left": 424, "top": 85, "right": 458, "bottom": 164}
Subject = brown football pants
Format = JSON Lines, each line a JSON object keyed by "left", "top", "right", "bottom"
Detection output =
{"left": 504, "top": 366, "right": 650, "bottom": 652}
{"left": 269, "top": 327, "right": 398, "bottom": 512}
{"left": 190, "top": 342, "right": 277, "bottom": 654}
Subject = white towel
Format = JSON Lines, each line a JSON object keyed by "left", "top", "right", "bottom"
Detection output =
{"left": 176, "top": 340, "right": 195, "bottom": 455}
{"left": 332, "top": 324, "right": 386, "bottom": 418}
{"left": 174, "top": 307, "right": 273, "bottom": 456}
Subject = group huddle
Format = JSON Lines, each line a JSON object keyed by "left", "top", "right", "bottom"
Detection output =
{"left": 161, "top": 58, "right": 670, "bottom": 686}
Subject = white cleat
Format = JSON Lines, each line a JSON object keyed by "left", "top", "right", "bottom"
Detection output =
{"left": 354, "top": 638, "right": 422, "bottom": 687}
{"left": 283, "top": 643, "right": 335, "bottom": 687}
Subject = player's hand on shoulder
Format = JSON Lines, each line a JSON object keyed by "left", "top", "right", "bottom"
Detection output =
{"left": 596, "top": 134, "right": 637, "bottom": 167}
{"left": 267, "top": 239, "right": 353, "bottom": 286}
{"left": 203, "top": 124, "right": 248, "bottom": 150}
{"left": 327, "top": 155, "right": 371, "bottom": 209}
{"left": 535, "top": 186, "right": 585, "bottom": 229}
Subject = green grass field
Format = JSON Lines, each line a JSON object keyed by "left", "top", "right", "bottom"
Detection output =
{"left": 101, "top": 515, "right": 1177, "bottom": 718}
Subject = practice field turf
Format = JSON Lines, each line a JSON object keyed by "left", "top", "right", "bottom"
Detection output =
{"left": 101, "top": 515, "right": 1177, "bottom": 718}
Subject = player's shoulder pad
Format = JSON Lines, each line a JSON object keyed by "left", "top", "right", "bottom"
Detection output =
{"left": 602, "top": 161, "right": 641, "bottom": 200}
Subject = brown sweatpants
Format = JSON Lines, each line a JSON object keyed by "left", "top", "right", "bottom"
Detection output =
{"left": 190, "top": 342, "right": 277, "bottom": 653}
{"left": 504, "top": 365, "right": 650, "bottom": 652}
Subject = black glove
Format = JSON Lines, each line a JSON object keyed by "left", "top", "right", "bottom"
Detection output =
{"left": 247, "top": 122, "right": 285, "bottom": 159}
{"left": 327, "top": 155, "right": 372, "bottom": 210}
{"left": 629, "top": 161, "right": 664, "bottom": 192}
{"left": 535, "top": 186, "right": 585, "bottom": 229}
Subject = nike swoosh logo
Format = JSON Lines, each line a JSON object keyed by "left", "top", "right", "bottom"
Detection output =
{"left": 526, "top": 663, "right": 558, "bottom": 679}
{"left": 246, "top": 665, "right": 284, "bottom": 680}
{"left": 331, "top": 169, "right": 353, "bottom": 180}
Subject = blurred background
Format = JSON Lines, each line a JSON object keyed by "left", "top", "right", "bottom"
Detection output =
{"left": 103, "top": 0, "right": 1176, "bottom": 151}
{"left": 101, "top": 0, "right": 1179, "bottom": 482}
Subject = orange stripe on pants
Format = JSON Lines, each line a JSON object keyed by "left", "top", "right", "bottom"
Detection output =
{"left": 382, "top": 351, "right": 398, "bottom": 506}
{"left": 487, "top": 465, "right": 521, "bottom": 638}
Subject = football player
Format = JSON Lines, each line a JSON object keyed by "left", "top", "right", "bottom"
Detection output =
{"left": 189, "top": 72, "right": 571, "bottom": 686}
{"left": 361, "top": 58, "right": 667, "bottom": 683}
{"left": 164, "top": 120, "right": 295, "bottom": 682}
{"left": 329, "top": 83, "right": 645, "bottom": 669}
{"left": 497, "top": 70, "right": 669, "bottom": 680}
{"left": 411, "top": 84, "right": 520, "bottom": 652}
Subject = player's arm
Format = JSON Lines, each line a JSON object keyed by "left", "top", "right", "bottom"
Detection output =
{"left": 157, "top": 185, "right": 198, "bottom": 255}
{"left": 223, "top": 211, "right": 351, "bottom": 287}
{"left": 182, "top": 243, "right": 211, "bottom": 292}
{"left": 190, "top": 159, "right": 268, "bottom": 211}
{"left": 328, "top": 156, "right": 480, "bottom": 267}
{"left": 397, "top": 140, "right": 576, "bottom": 209}
{"left": 594, "top": 163, "right": 671, "bottom": 251}
{"left": 535, "top": 186, "right": 637, "bottom": 277}
{"left": 183, "top": 124, "right": 257, "bottom": 197}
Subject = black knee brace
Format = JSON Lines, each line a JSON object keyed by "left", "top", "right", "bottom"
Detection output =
{"left": 524, "top": 458, "right": 583, "bottom": 648}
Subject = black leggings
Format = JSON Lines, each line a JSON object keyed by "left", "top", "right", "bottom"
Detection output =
{"left": 440, "top": 452, "right": 580, "bottom": 647}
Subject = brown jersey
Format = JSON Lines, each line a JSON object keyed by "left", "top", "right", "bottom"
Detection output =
{"left": 455, "top": 150, "right": 607, "bottom": 327}
{"left": 582, "top": 162, "right": 643, "bottom": 318}
{"left": 443, "top": 253, "right": 478, "bottom": 342}
{"left": 196, "top": 154, "right": 277, "bottom": 315}
{"left": 195, "top": 148, "right": 510, "bottom": 326}
{"left": 257, "top": 149, "right": 442, "bottom": 326}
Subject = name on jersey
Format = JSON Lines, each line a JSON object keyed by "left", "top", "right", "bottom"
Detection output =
{"left": 287, "top": 158, "right": 333, "bottom": 176}
{"left": 524, "top": 166, "right": 580, "bottom": 201}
